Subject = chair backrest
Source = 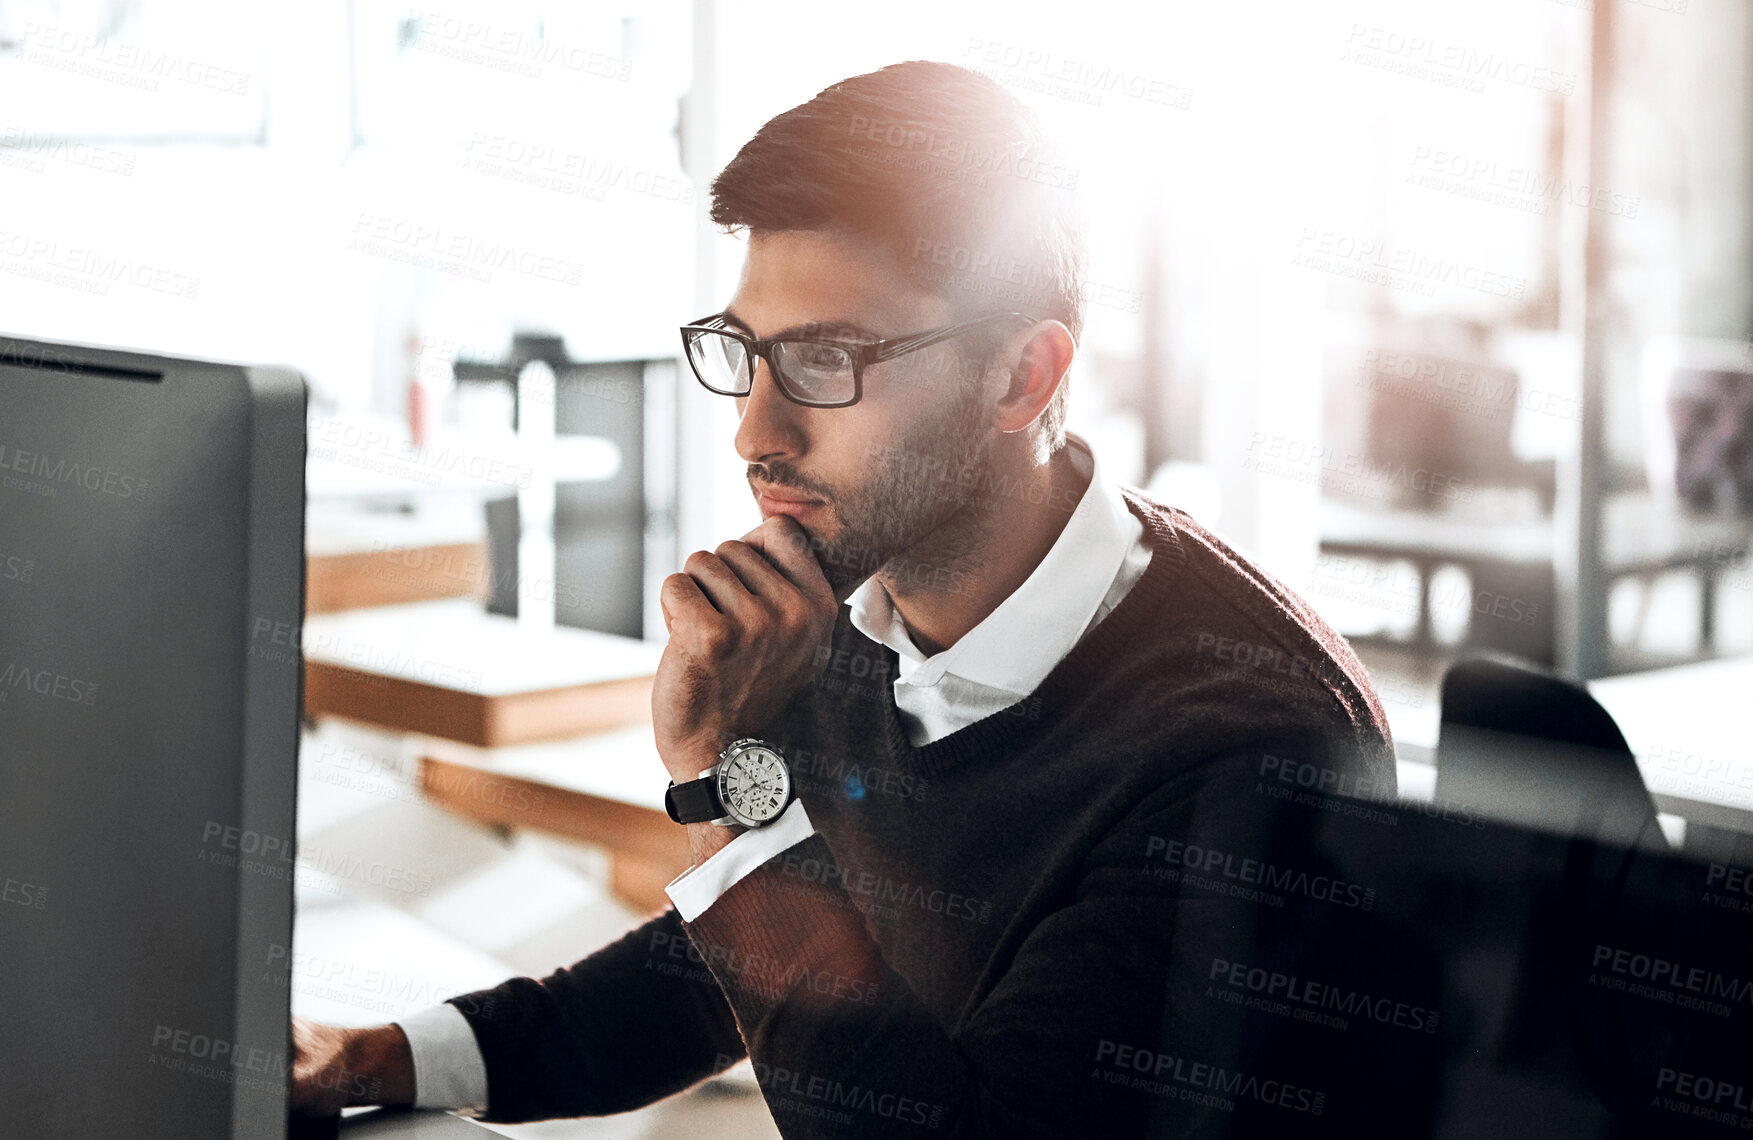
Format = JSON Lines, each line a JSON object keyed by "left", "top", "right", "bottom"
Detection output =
{"left": 1434, "top": 654, "right": 1665, "bottom": 850}
{"left": 1669, "top": 365, "right": 1753, "bottom": 514}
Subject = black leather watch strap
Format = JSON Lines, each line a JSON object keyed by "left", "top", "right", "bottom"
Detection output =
{"left": 664, "top": 774, "right": 722, "bottom": 824}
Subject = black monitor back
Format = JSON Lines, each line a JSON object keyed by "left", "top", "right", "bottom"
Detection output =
{"left": 0, "top": 336, "right": 304, "bottom": 1138}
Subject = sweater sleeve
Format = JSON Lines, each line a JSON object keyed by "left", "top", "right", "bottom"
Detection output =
{"left": 679, "top": 760, "right": 1337, "bottom": 1139}
{"left": 445, "top": 905, "right": 746, "bottom": 1123}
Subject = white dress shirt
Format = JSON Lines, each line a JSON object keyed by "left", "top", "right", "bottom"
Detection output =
{"left": 394, "top": 432, "right": 1152, "bottom": 1113}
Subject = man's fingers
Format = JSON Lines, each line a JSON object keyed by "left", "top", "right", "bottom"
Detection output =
{"left": 714, "top": 539, "right": 795, "bottom": 601}
{"left": 739, "top": 515, "right": 834, "bottom": 602}
{"left": 661, "top": 571, "right": 734, "bottom": 656}
{"left": 681, "top": 550, "right": 757, "bottom": 614}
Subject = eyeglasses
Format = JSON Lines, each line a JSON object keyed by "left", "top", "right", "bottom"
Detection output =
{"left": 679, "top": 311, "right": 1034, "bottom": 409}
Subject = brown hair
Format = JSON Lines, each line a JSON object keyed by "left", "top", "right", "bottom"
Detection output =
{"left": 709, "top": 60, "right": 1085, "bottom": 448}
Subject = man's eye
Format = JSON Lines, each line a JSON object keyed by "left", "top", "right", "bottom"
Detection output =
{"left": 789, "top": 343, "right": 853, "bottom": 369}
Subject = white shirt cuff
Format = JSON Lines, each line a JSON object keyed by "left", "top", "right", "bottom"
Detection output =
{"left": 665, "top": 800, "right": 815, "bottom": 922}
{"left": 392, "top": 1002, "right": 489, "bottom": 1116}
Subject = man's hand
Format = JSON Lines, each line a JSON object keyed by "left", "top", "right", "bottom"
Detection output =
{"left": 653, "top": 514, "right": 839, "bottom": 787}
{"left": 289, "top": 1017, "right": 416, "bottom": 1117}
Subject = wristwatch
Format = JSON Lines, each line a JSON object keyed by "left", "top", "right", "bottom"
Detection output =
{"left": 664, "top": 738, "right": 795, "bottom": 828}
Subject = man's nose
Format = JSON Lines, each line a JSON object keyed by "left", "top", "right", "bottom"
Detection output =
{"left": 734, "top": 357, "right": 805, "bottom": 464}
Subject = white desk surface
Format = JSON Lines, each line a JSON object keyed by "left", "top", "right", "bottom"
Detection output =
{"left": 336, "top": 1108, "right": 495, "bottom": 1135}
{"left": 303, "top": 600, "right": 665, "bottom": 698}
{"left": 423, "top": 725, "right": 671, "bottom": 813}
{"left": 1591, "top": 656, "right": 1753, "bottom": 831}
{"left": 290, "top": 893, "right": 512, "bottom": 1029}
{"left": 307, "top": 415, "right": 619, "bottom": 503}
{"left": 1381, "top": 655, "right": 1753, "bottom": 833}
{"left": 306, "top": 501, "right": 487, "bottom": 558}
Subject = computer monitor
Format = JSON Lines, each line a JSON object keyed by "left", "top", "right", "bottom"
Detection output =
{"left": 1179, "top": 795, "right": 1753, "bottom": 1137}
{"left": 0, "top": 335, "right": 305, "bottom": 1138}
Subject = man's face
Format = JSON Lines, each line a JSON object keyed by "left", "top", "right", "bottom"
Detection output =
{"left": 726, "top": 228, "right": 1003, "bottom": 596}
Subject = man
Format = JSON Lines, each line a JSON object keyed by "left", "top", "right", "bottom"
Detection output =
{"left": 294, "top": 61, "right": 1396, "bottom": 1136}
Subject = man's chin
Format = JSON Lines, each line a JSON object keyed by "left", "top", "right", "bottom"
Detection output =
{"left": 807, "top": 533, "right": 886, "bottom": 602}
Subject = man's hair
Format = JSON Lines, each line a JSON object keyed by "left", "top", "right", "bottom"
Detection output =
{"left": 709, "top": 60, "right": 1086, "bottom": 450}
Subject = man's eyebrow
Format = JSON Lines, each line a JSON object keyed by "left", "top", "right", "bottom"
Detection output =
{"left": 720, "top": 308, "right": 881, "bottom": 341}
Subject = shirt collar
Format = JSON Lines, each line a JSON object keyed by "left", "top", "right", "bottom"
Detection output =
{"left": 846, "top": 433, "right": 1137, "bottom": 695}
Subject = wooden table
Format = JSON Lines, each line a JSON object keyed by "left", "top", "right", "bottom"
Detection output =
{"left": 306, "top": 501, "right": 490, "bottom": 614}
{"left": 302, "top": 599, "right": 664, "bottom": 747}
{"left": 417, "top": 726, "right": 686, "bottom": 913}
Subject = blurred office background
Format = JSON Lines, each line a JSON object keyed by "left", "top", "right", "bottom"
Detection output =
{"left": 5, "top": 0, "right": 1751, "bottom": 1135}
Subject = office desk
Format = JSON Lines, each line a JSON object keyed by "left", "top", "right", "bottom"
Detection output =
{"left": 1385, "top": 655, "right": 1753, "bottom": 848}
{"left": 337, "top": 1111, "right": 490, "bottom": 1136}
{"left": 302, "top": 600, "right": 664, "bottom": 747}
{"left": 1590, "top": 655, "right": 1753, "bottom": 841}
{"left": 418, "top": 726, "right": 686, "bottom": 912}
{"left": 1322, "top": 492, "right": 1750, "bottom": 656}
{"left": 307, "top": 502, "right": 490, "bottom": 615}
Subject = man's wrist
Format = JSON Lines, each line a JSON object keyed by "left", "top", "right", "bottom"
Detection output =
{"left": 342, "top": 1024, "right": 417, "bottom": 1107}
{"left": 688, "top": 819, "right": 746, "bottom": 866}
{"left": 661, "top": 735, "right": 728, "bottom": 786}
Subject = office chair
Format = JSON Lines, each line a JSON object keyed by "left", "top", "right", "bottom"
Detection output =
{"left": 1434, "top": 654, "right": 1665, "bottom": 851}
{"left": 1434, "top": 654, "right": 1682, "bottom": 1129}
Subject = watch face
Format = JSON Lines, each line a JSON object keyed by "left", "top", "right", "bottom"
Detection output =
{"left": 718, "top": 745, "right": 791, "bottom": 825}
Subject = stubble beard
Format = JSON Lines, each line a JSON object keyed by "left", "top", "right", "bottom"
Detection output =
{"left": 752, "top": 374, "right": 999, "bottom": 598}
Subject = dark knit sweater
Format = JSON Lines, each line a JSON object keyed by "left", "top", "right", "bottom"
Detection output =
{"left": 448, "top": 490, "right": 1396, "bottom": 1136}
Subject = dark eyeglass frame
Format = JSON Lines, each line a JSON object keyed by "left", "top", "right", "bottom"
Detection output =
{"left": 679, "top": 310, "right": 1035, "bottom": 409}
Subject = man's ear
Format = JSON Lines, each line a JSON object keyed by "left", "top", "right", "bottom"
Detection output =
{"left": 993, "top": 320, "right": 1075, "bottom": 435}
